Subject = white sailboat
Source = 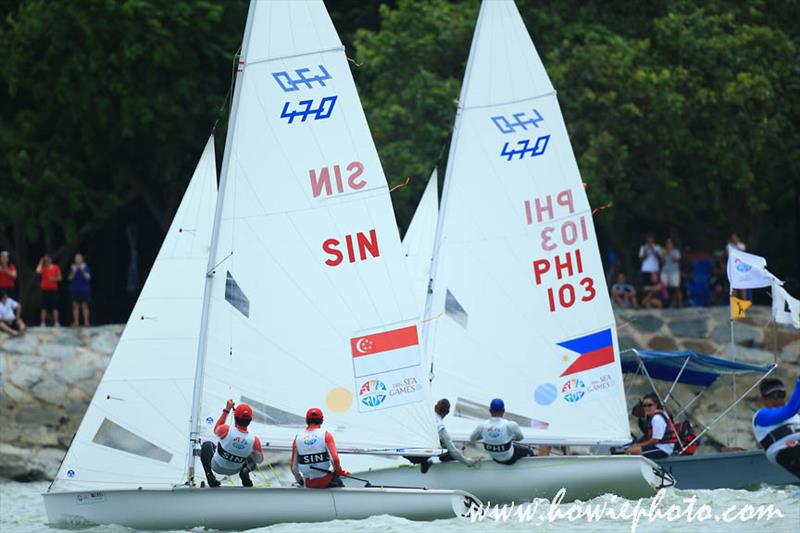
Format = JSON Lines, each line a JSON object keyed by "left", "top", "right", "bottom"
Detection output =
{"left": 349, "top": 0, "right": 672, "bottom": 502}
{"left": 42, "top": 1, "right": 477, "bottom": 528}
{"left": 402, "top": 169, "right": 439, "bottom": 316}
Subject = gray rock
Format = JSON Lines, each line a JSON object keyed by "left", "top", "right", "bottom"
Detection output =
{"left": 57, "top": 362, "right": 97, "bottom": 383}
{"left": 15, "top": 406, "right": 66, "bottom": 426}
{"left": 0, "top": 334, "right": 40, "bottom": 354}
{"left": 0, "top": 443, "right": 63, "bottom": 481}
{"left": 1, "top": 382, "right": 34, "bottom": 404}
{"left": 618, "top": 335, "right": 641, "bottom": 351}
{"left": 8, "top": 364, "right": 42, "bottom": 389}
{"left": 712, "top": 323, "right": 760, "bottom": 346}
{"left": 52, "top": 334, "right": 84, "bottom": 346}
{"left": 728, "top": 345, "right": 774, "bottom": 366}
{"left": 31, "top": 378, "right": 70, "bottom": 405}
{"left": 66, "top": 399, "right": 89, "bottom": 415}
{"left": 632, "top": 315, "right": 664, "bottom": 333}
{"left": 39, "top": 343, "right": 76, "bottom": 360}
{"left": 780, "top": 340, "right": 800, "bottom": 364}
{"left": 668, "top": 317, "right": 707, "bottom": 338}
{"left": 682, "top": 340, "right": 717, "bottom": 355}
{"left": 90, "top": 333, "right": 117, "bottom": 355}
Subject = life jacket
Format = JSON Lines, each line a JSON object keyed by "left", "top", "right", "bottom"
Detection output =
{"left": 294, "top": 427, "right": 332, "bottom": 480}
{"left": 211, "top": 425, "right": 255, "bottom": 475}
{"left": 645, "top": 409, "right": 678, "bottom": 447}
{"left": 752, "top": 412, "right": 800, "bottom": 465}
{"left": 481, "top": 417, "right": 514, "bottom": 462}
{"left": 674, "top": 419, "right": 698, "bottom": 455}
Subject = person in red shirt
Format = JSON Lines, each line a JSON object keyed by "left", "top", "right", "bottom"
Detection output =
{"left": 199, "top": 399, "right": 263, "bottom": 487}
{"left": 0, "top": 251, "right": 17, "bottom": 299}
{"left": 36, "top": 254, "right": 62, "bottom": 327}
{"left": 290, "top": 408, "right": 349, "bottom": 488}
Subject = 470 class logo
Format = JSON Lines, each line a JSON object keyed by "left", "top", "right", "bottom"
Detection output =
{"left": 359, "top": 379, "right": 387, "bottom": 408}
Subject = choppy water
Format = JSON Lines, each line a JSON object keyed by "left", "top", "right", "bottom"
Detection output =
{"left": 2, "top": 481, "right": 798, "bottom": 532}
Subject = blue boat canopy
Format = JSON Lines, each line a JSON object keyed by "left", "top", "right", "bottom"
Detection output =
{"left": 620, "top": 349, "right": 774, "bottom": 387}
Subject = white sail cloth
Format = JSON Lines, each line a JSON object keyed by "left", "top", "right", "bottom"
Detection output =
{"left": 772, "top": 282, "right": 800, "bottom": 329}
{"left": 197, "top": 0, "right": 439, "bottom": 455}
{"left": 423, "top": 0, "right": 629, "bottom": 445}
{"left": 51, "top": 138, "right": 218, "bottom": 492}
{"left": 402, "top": 170, "right": 439, "bottom": 318}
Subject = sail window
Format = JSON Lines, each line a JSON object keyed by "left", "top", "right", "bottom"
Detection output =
{"left": 445, "top": 289, "right": 468, "bottom": 328}
{"left": 92, "top": 419, "right": 173, "bottom": 463}
{"left": 240, "top": 395, "right": 306, "bottom": 426}
{"left": 225, "top": 271, "right": 250, "bottom": 317}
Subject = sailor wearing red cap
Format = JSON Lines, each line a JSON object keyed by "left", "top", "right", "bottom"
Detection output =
{"left": 290, "top": 407, "right": 349, "bottom": 488}
{"left": 200, "top": 399, "right": 264, "bottom": 487}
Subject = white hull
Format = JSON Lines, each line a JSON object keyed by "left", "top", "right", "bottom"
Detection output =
{"left": 349, "top": 455, "right": 668, "bottom": 504}
{"left": 43, "top": 486, "right": 479, "bottom": 529}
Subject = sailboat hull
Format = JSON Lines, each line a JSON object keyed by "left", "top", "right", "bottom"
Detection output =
{"left": 657, "top": 450, "right": 800, "bottom": 489}
{"left": 42, "top": 486, "right": 479, "bottom": 529}
{"left": 348, "top": 455, "right": 668, "bottom": 504}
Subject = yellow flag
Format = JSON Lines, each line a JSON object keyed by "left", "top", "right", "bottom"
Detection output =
{"left": 731, "top": 296, "right": 752, "bottom": 319}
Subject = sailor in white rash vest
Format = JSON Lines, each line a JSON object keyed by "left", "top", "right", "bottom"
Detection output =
{"left": 469, "top": 398, "right": 535, "bottom": 465}
{"left": 406, "top": 399, "right": 476, "bottom": 473}
{"left": 200, "top": 399, "right": 264, "bottom": 487}
{"left": 752, "top": 377, "right": 800, "bottom": 478}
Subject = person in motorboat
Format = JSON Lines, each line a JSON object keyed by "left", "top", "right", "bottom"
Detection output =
{"left": 469, "top": 398, "right": 535, "bottom": 465}
{"left": 625, "top": 394, "right": 678, "bottom": 459}
{"left": 291, "top": 407, "right": 350, "bottom": 488}
{"left": 752, "top": 377, "right": 800, "bottom": 477}
{"left": 200, "top": 399, "right": 264, "bottom": 487}
{"left": 406, "top": 398, "right": 476, "bottom": 473}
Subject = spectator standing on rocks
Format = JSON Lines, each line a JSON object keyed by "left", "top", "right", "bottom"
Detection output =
{"left": 0, "top": 290, "right": 26, "bottom": 336}
{"left": 0, "top": 251, "right": 17, "bottom": 299}
{"left": 660, "top": 239, "right": 683, "bottom": 308}
{"left": 641, "top": 272, "right": 669, "bottom": 309}
{"left": 68, "top": 253, "right": 92, "bottom": 327}
{"left": 638, "top": 232, "right": 662, "bottom": 289}
{"left": 36, "top": 254, "right": 62, "bottom": 327}
{"left": 611, "top": 273, "right": 639, "bottom": 309}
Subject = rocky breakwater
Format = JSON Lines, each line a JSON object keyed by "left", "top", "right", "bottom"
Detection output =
{"left": 0, "top": 325, "right": 121, "bottom": 481}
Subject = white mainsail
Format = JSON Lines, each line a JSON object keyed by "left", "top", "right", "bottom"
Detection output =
{"left": 194, "top": 0, "right": 439, "bottom": 456}
{"left": 423, "top": 0, "right": 629, "bottom": 445}
{"left": 51, "top": 137, "right": 218, "bottom": 492}
{"left": 402, "top": 170, "right": 439, "bottom": 318}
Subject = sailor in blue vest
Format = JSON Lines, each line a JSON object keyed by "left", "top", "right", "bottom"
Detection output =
{"left": 469, "top": 398, "right": 535, "bottom": 465}
{"left": 752, "top": 377, "right": 800, "bottom": 478}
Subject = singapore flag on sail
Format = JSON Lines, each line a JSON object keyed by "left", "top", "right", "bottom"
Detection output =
{"left": 350, "top": 325, "right": 421, "bottom": 378}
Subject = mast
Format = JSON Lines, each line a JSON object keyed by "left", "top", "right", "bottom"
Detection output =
{"left": 420, "top": 0, "right": 487, "bottom": 378}
{"left": 185, "top": 0, "right": 257, "bottom": 484}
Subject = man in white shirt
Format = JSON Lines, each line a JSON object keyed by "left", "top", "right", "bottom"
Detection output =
{"left": 0, "top": 291, "right": 26, "bottom": 336}
{"left": 469, "top": 399, "right": 535, "bottom": 465}
{"left": 638, "top": 232, "right": 662, "bottom": 288}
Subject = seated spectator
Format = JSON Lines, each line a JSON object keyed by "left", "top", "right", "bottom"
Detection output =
{"left": 660, "top": 239, "right": 683, "bottom": 308}
{"left": 642, "top": 272, "right": 669, "bottom": 309}
{"left": 0, "top": 251, "right": 17, "bottom": 299}
{"left": 611, "top": 273, "right": 638, "bottom": 309}
{"left": 36, "top": 254, "right": 62, "bottom": 327}
{"left": 68, "top": 253, "right": 92, "bottom": 327}
{"left": 0, "top": 291, "right": 27, "bottom": 336}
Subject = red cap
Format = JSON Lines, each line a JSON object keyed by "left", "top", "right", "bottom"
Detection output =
{"left": 234, "top": 404, "right": 253, "bottom": 420}
{"left": 306, "top": 407, "right": 324, "bottom": 421}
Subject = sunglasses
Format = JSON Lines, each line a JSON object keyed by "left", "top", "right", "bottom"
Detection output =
{"left": 766, "top": 391, "right": 786, "bottom": 399}
{"left": 642, "top": 403, "right": 656, "bottom": 407}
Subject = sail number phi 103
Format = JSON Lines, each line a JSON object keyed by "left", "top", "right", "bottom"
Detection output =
{"left": 533, "top": 250, "right": 597, "bottom": 312}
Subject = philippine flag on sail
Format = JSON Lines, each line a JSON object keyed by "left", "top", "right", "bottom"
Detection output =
{"left": 558, "top": 328, "right": 615, "bottom": 377}
{"left": 350, "top": 325, "right": 421, "bottom": 378}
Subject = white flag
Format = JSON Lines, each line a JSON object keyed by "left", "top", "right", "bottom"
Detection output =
{"left": 726, "top": 249, "right": 778, "bottom": 290}
{"left": 772, "top": 282, "right": 800, "bottom": 329}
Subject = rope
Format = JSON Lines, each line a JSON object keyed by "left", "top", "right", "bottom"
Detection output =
{"left": 592, "top": 202, "right": 613, "bottom": 215}
{"left": 347, "top": 56, "right": 363, "bottom": 67}
{"left": 389, "top": 177, "right": 411, "bottom": 193}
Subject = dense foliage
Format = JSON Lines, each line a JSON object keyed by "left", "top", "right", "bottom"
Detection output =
{"left": 1, "top": 0, "right": 797, "bottom": 321}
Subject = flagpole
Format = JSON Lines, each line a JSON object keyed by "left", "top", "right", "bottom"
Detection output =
{"left": 730, "top": 313, "right": 737, "bottom": 448}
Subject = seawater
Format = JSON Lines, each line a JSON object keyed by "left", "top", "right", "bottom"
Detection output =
{"left": 2, "top": 481, "right": 798, "bottom": 533}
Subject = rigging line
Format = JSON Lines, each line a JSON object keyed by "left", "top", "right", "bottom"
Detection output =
{"left": 389, "top": 177, "right": 411, "bottom": 193}
{"left": 206, "top": 250, "right": 233, "bottom": 276}
{"left": 347, "top": 56, "right": 363, "bottom": 67}
{"left": 592, "top": 202, "right": 613, "bottom": 215}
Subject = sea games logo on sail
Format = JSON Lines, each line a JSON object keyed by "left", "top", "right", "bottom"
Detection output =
{"left": 359, "top": 379, "right": 387, "bottom": 408}
{"left": 561, "top": 378, "right": 586, "bottom": 403}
